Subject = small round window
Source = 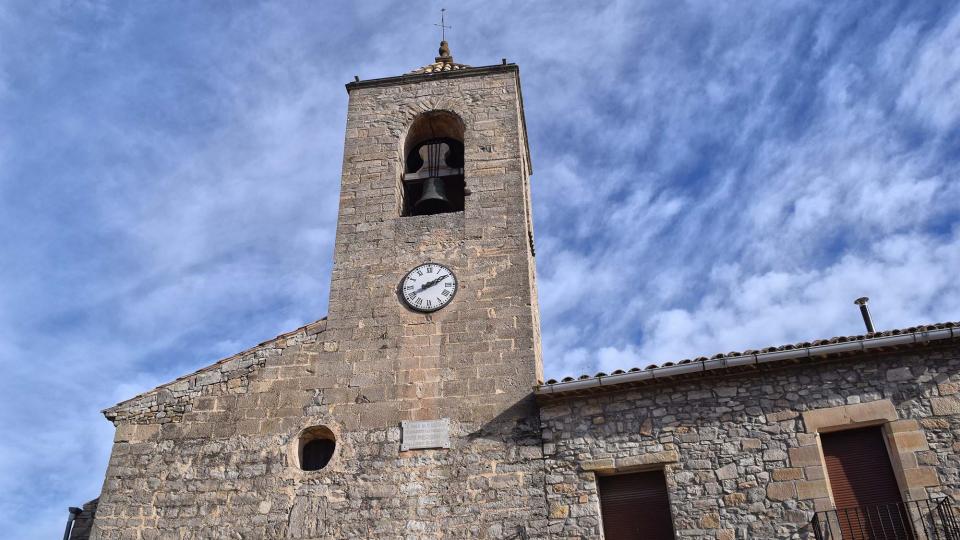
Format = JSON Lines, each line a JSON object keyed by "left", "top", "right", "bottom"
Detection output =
{"left": 298, "top": 426, "right": 336, "bottom": 471}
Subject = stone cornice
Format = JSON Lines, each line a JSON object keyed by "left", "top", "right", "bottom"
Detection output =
{"left": 346, "top": 63, "right": 518, "bottom": 92}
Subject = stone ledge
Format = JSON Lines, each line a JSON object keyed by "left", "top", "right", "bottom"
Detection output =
{"left": 580, "top": 450, "right": 679, "bottom": 474}
{"left": 802, "top": 399, "right": 898, "bottom": 433}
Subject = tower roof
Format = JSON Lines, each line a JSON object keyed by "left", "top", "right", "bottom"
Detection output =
{"left": 411, "top": 40, "right": 470, "bottom": 74}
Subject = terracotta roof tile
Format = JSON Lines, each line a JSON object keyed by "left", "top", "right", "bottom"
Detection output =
{"left": 410, "top": 41, "right": 470, "bottom": 74}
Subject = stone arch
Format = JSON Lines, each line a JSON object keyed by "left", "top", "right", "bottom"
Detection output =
{"left": 295, "top": 425, "right": 337, "bottom": 472}
{"left": 399, "top": 109, "right": 467, "bottom": 216}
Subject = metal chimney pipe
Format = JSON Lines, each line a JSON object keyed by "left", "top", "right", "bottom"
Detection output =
{"left": 854, "top": 297, "right": 875, "bottom": 333}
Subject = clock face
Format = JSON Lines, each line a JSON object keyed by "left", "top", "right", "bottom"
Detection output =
{"left": 400, "top": 263, "right": 458, "bottom": 312}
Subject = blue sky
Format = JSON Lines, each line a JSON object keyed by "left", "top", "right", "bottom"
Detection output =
{"left": 2, "top": 1, "right": 959, "bottom": 537}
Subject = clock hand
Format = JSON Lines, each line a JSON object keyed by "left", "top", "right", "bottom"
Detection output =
{"left": 418, "top": 274, "right": 450, "bottom": 292}
{"left": 417, "top": 277, "right": 439, "bottom": 292}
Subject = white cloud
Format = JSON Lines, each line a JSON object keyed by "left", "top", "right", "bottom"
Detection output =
{"left": 898, "top": 7, "right": 960, "bottom": 130}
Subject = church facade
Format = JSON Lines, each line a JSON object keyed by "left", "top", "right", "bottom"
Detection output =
{"left": 76, "top": 44, "right": 960, "bottom": 540}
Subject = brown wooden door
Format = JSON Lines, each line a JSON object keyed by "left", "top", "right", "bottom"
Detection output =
{"left": 597, "top": 470, "right": 675, "bottom": 540}
{"left": 821, "top": 426, "right": 910, "bottom": 539}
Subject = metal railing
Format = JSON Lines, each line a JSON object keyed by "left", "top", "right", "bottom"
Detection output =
{"left": 811, "top": 498, "right": 960, "bottom": 540}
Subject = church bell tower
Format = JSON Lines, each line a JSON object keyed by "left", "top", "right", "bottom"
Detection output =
{"left": 327, "top": 39, "right": 543, "bottom": 412}
{"left": 316, "top": 40, "right": 548, "bottom": 534}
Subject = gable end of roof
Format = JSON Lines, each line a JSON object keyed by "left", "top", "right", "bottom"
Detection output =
{"left": 102, "top": 318, "right": 327, "bottom": 424}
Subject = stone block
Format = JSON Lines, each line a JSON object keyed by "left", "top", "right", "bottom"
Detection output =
{"left": 921, "top": 418, "right": 950, "bottom": 429}
{"left": 916, "top": 450, "right": 938, "bottom": 466}
{"left": 581, "top": 459, "right": 615, "bottom": 472}
{"left": 804, "top": 465, "right": 825, "bottom": 480}
{"left": 897, "top": 451, "right": 919, "bottom": 469}
{"left": 723, "top": 493, "right": 747, "bottom": 506}
{"left": 886, "top": 367, "right": 913, "bottom": 382}
{"left": 888, "top": 419, "right": 920, "bottom": 433}
{"left": 742, "top": 438, "right": 762, "bottom": 450}
{"left": 796, "top": 433, "right": 818, "bottom": 446}
{"left": 767, "top": 410, "right": 799, "bottom": 422}
{"left": 716, "top": 463, "right": 739, "bottom": 481}
{"left": 802, "top": 407, "right": 849, "bottom": 432}
{"left": 789, "top": 445, "right": 822, "bottom": 467}
{"left": 549, "top": 503, "right": 569, "bottom": 519}
{"left": 699, "top": 513, "right": 720, "bottom": 529}
{"left": 762, "top": 449, "right": 788, "bottom": 461}
{"left": 930, "top": 396, "right": 960, "bottom": 416}
{"left": 135, "top": 424, "right": 160, "bottom": 442}
{"left": 766, "top": 482, "right": 796, "bottom": 501}
{"left": 903, "top": 467, "right": 940, "bottom": 488}
{"left": 796, "top": 480, "right": 829, "bottom": 500}
{"left": 772, "top": 468, "right": 804, "bottom": 481}
{"left": 113, "top": 424, "right": 137, "bottom": 443}
{"left": 814, "top": 497, "right": 834, "bottom": 512}
{"left": 892, "top": 430, "right": 929, "bottom": 452}
{"left": 846, "top": 400, "right": 898, "bottom": 424}
{"left": 906, "top": 487, "right": 931, "bottom": 503}
{"left": 938, "top": 381, "right": 960, "bottom": 395}
{"left": 616, "top": 450, "right": 679, "bottom": 470}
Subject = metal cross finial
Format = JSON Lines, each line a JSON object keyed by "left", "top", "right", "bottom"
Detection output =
{"left": 434, "top": 8, "right": 451, "bottom": 42}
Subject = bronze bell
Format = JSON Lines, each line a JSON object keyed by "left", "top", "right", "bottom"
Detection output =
{"left": 414, "top": 177, "right": 452, "bottom": 215}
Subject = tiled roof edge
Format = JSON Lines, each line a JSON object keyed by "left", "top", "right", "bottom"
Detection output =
{"left": 537, "top": 321, "right": 960, "bottom": 395}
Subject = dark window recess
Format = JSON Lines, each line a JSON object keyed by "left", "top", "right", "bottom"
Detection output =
{"left": 821, "top": 426, "right": 908, "bottom": 540}
{"left": 301, "top": 438, "right": 335, "bottom": 471}
{"left": 597, "top": 470, "right": 675, "bottom": 540}
{"left": 403, "top": 137, "right": 465, "bottom": 216}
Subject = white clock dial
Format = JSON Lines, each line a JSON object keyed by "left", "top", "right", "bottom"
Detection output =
{"left": 400, "top": 263, "right": 458, "bottom": 312}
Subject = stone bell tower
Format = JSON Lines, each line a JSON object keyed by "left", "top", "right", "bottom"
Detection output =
{"left": 87, "top": 40, "right": 547, "bottom": 540}
{"left": 313, "top": 40, "right": 548, "bottom": 535}
{"left": 327, "top": 39, "right": 543, "bottom": 414}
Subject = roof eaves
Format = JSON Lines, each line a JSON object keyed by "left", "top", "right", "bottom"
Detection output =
{"left": 536, "top": 322, "right": 959, "bottom": 397}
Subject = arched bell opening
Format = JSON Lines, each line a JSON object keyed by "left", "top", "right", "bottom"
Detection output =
{"left": 402, "top": 111, "right": 466, "bottom": 217}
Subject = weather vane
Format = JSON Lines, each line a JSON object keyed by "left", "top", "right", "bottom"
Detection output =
{"left": 434, "top": 8, "right": 451, "bottom": 41}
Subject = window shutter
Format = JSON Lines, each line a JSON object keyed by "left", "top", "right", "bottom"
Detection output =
{"left": 821, "top": 426, "right": 909, "bottom": 539}
{"left": 821, "top": 426, "right": 902, "bottom": 509}
{"left": 597, "top": 470, "right": 675, "bottom": 540}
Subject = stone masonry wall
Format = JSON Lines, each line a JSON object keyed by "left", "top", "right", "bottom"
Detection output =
{"left": 91, "top": 66, "right": 548, "bottom": 539}
{"left": 540, "top": 342, "right": 960, "bottom": 539}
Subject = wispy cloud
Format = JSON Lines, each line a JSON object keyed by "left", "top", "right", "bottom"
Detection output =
{"left": 532, "top": 1, "right": 960, "bottom": 378}
{"left": 1, "top": 1, "right": 957, "bottom": 537}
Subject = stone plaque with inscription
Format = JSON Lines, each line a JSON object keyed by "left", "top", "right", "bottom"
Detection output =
{"left": 400, "top": 419, "right": 451, "bottom": 451}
